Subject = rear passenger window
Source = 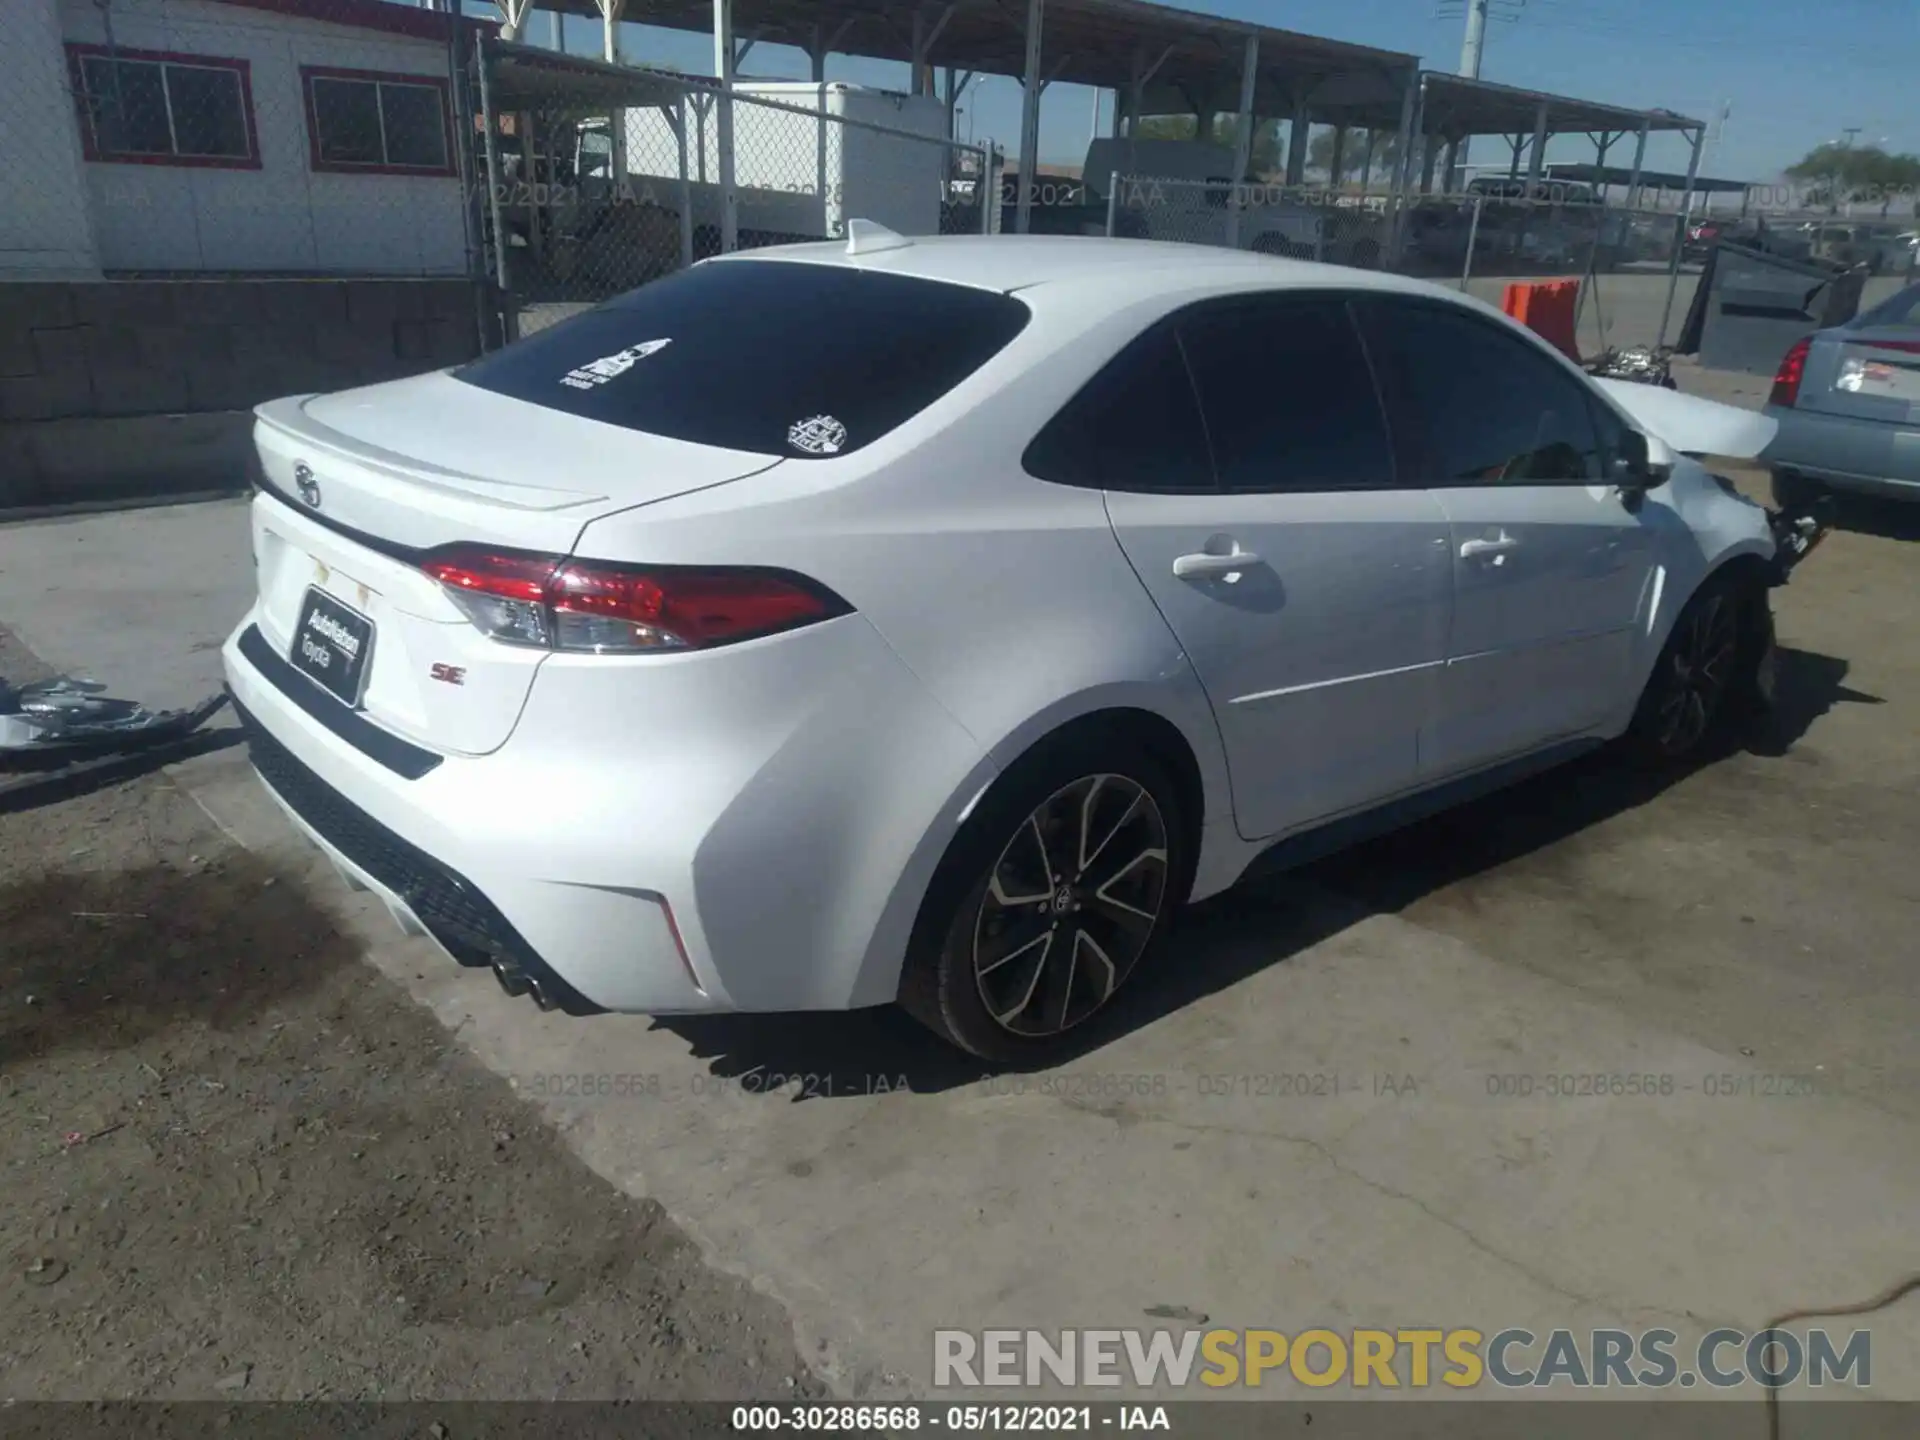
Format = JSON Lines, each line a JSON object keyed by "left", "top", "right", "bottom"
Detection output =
{"left": 1176, "top": 296, "right": 1396, "bottom": 492}
{"left": 1361, "top": 299, "right": 1602, "bottom": 485}
{"left": 1022, "top": 324, "right": 1214, "bottom": 493}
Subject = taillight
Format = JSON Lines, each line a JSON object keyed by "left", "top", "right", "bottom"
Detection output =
{"left": 1770, "top": 336, "right": 1812, "bottom": 407}
{"left": 420, "top": 547, "right": 849, "bottom": 653}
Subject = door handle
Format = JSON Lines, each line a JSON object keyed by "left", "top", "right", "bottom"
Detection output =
{"left": 1459, "top": 533, "right": 1519, "bottom": 559}
{"left": 1173, "top": 549, "right": 1261, "bottom": 580}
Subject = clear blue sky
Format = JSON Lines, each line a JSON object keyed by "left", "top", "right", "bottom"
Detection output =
{"left": 495, "top": 0, "right": 1920, "bottom": 182}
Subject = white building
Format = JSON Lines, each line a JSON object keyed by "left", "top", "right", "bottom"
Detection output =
{"left": 1, "top": 0, "right": 479, "bottom": 278}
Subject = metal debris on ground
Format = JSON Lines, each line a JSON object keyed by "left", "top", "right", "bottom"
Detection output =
{"left": 0, "top": 673, "right": 234, "bottom": 806}
{"left": 1586, "top": 344, "right": 1676, "bottom": 388}
{"left": 0, "top": 677, "right": 227, "bottom": 757}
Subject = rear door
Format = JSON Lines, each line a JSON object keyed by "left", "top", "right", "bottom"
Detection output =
{"left": 1063, "top": 292, "right": 1451, "bottom": 841}
{"left": 1357, "top": 296, "right": 1660, "bottom": 777}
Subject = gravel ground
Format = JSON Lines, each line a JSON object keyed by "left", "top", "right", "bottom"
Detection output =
{"left": 0, "top": 730, "right": 823, "bottom": 1405}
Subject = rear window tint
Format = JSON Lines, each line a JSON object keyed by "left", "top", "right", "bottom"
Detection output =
{"left": 455, "top": 260, "right": 1030, "bottom": 459}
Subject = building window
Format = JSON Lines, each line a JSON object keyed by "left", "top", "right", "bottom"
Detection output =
{"left": 302, "top": 66, "right": 453, "bottom": 176}
{"left": 67, "top": 44, "right": 259, "bottom": 169}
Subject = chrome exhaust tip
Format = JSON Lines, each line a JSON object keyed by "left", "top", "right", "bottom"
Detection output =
{"left": 526, "top": 975, "right": 556, "bottom": 1012}
{"left": 492, "top": 960, "right": 531, "bottom": 999}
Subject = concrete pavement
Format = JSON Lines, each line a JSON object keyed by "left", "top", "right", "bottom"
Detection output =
{"left": 2, "top": 458, "right": 1917, "bottom": 1407}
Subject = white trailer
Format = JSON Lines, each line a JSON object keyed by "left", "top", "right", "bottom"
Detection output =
{"left": 623, "top": 82, "right": 950, "bottom": 241}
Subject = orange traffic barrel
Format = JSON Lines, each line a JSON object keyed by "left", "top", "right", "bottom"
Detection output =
{"left": 1502, "top": 279, "right": 1582, "bottom": 361}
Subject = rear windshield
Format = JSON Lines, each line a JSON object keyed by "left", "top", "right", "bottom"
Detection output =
{"left": 455, "top": 260, "right": 1030, "bottom": 459}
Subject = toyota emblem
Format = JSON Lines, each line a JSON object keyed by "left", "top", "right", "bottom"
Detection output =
{"left": 293, "top": 462, "right": 321, "bottom": 508}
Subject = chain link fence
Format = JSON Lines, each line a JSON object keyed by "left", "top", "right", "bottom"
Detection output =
{"left": 474, "top": 40, "right": 995, "bottom": 338}
{"left": 1105, "top": 177, "right": 1712, "bottom": 351}
{"left": 6, "top": 0, "right": 480, "bottom": 278}
{"left": 1096, "top": 176, "right": 1389, "bottom": 268}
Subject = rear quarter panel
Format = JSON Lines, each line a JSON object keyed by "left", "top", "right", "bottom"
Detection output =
{"left": 572, "top": 284, "right": 1246, "bottom": 963}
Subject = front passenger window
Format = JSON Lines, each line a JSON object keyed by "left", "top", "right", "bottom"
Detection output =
{"left": 1362, "top": 301, "right": 1602, "bottom": 486}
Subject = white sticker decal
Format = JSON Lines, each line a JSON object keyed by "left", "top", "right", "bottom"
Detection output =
{"left": 787, "top": 414, "right": 848, "bottom": 455}
{"left": 560, "top": 338, "right": 672, "bottom": 390}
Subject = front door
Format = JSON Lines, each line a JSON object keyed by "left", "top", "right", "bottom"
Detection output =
{"left": 1357, "top": 296, "right": 1660, "bottom": 776}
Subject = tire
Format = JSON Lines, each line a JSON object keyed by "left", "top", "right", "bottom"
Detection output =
{"left": 898, "top": 730, "right": 1189, "bottom": 1064}
{"left": 1625, "top": 570, "right": 1765, "bottom": 763}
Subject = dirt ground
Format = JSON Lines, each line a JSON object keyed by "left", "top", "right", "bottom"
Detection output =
{"left": 0, "top": 754, "right": 824, "bottom": 1406}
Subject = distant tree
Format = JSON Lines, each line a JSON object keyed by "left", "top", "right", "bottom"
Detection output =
{"left": 1308, "top": 127, "right": 1402, "bottom": 187}
{"left": 1129, "top": 114, "right": 1282, "bottom": 176}
{"left": 1786, "top": 142, "right": 1920, "bottom": 214}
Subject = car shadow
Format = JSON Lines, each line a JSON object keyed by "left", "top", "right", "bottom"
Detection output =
{"left": 653, "top": 645, "right": 1876, "bottom": 1097}
{"left": 1818, "top": 490, "right": 1920, "bottom": 543}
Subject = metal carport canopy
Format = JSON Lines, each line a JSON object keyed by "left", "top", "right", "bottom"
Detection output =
{"left": 541, "top": 0, "right": 1420, "bottom": 124}
{"left": 1385, "top": 72, "right": 1701, "bottom": 140}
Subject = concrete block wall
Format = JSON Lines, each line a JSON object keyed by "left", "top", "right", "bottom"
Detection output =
{"left": 0, "top": 278, "right": 487, "bottom": 423}
{"left": 1, "top": 277, "right": 501, "bottom": 509}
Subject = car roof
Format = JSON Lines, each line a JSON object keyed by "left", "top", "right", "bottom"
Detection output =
{"left": 711, "top": 233, "right": 1458, "bottom": 304}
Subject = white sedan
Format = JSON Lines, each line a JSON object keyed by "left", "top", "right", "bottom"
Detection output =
{"left": 223, "top": 232, "right": 1782, "bottom": 1062}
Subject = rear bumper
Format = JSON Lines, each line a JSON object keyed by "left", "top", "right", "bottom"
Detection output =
{"left": 1765, "top": 406, "right": 1920, "bottom": 498}
{"left": 222, "top": 600, "right": 993, "bottom": 1017}
{"left": 233, "top": 697, "right": 607, "bottom": 1015}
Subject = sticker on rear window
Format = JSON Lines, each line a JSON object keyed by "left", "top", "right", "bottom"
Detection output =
{"left": 787, "top": 414, "right": 847, "bottom": 455}
{"left": 560, "top": 338, "right": 672, "bottom": 391}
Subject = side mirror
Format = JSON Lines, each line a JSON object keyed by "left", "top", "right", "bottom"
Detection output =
{"left": 1609, "top": 430, "right": 1674, "bottom": 509}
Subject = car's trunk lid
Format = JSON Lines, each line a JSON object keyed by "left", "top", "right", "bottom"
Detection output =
{"left": 247, "top": 373, "right": 782, "bottom": 757}
{"left": 258, "top": 372, "right": 782, "bottom": 553}
{"left": 1796, "top": 328, "right": 1920, "bottom": 426}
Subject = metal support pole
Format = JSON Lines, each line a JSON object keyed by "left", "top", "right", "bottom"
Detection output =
{"left": 983, "top": 142, "right": 1001, "bottom": 233}
{"left": 1656, "top": 125, "right": 1705, "bottom": 348}
{"left": 674, "top": 94, "right": 694, "bottom": 269}
{"left": 1225, "top": 36, "right": 1258, "bottom": 249}
{"left": 590, "top": 0, "right": 628, "bottom": 188}
{"left": 1420, "top": 131, "right": 1439, "bottom": 193}
{"left": 1015, "top": 0, "right": 1044, "bottom": 235}
{"left": 1656, "top": 212, "right": 1686, "bottom": 349}
{"left": 1385, "top": 70, "right": 1421, "bottom": 265}
{"left": 1455, "top": 0, "right": 1487, "bottom": 175}
{"left": 1678, "top": 121, "right": 1704, "bottom": 222}
{"left": 1329, "top": 125, "right": 1347, "bottom": 189}
{"left": 1459, "top": 0, "right": 1489, "bottom": 79}
{"left": 1459, "top": 193, "right": 1483, "bottom": 291}
{"left": 1507, "top": 134, "right": 1522, "bottom": 181}
{"left": 1625, "top": 117, "right": 1649, "bottom": 208}
{"left": 1527, "top": 100, "right": 1548, "bottom": 186}
{"left": 476, "top": 39, "right": 511, "bottom": 295}
{"left": 713, "top": 0, "right": 737, "bottom": 252}
{"left": 1359, "top": 129, "right": 1375, "bottom": 191}
{"left": 1105, "top": 169, "right": 1119, "bottom": 236}
{"left": 1285, "top": 100, "right": 1310, "bottom": 187}
{"left": 518, "top": 110, "right": 541, "bottom": 264}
